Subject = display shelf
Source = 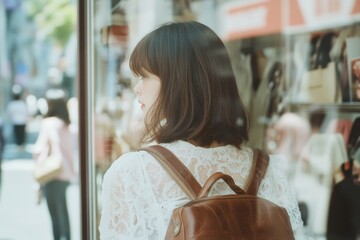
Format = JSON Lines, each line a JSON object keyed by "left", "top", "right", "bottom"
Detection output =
{"left": 289, "top": 103, "right": 360, "bottom": 113}
{"left": 238, "top": 33, "right": 284, "bottom": 52}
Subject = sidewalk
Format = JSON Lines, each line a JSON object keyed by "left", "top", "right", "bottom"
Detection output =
{"left": 0, "top": 159, "right": 80, "bottom": 240}
{"left": 0, "top": 118, "right": 80, "bottom": 240}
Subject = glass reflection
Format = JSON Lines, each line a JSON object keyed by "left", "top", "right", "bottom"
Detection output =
{"left": 90, "top": 1, "right": 360, "bottom": 240}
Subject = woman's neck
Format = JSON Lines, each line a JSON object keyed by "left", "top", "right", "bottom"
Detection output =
{"left": 188, "top": 140, "right": 225, "bottom": 148}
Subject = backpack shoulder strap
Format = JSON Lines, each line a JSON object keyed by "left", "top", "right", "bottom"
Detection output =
{"left": 140, "top": 145, "right": 202, "bottom": 200}
{"left": 244, "top": 148, "right": 270, "bottom": 195}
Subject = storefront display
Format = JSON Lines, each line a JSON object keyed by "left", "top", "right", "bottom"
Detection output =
{"left": 78, "top": 0, "right": 360, "bottom": 239}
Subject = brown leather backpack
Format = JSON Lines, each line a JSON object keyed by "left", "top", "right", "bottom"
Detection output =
{"left": 142, "top": 145, "right": 295, "bottom": 240}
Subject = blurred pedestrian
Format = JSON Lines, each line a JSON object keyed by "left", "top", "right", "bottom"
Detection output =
{"left": 6, "top": 84, "right": 29, "bottom": 149}
{"left": 32, "top": 89, "right": 76, "bottom": 240}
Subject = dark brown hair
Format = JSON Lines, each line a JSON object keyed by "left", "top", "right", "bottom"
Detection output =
{"left": 45, "top": 89, "right": 70, "bottom": 125}
{"left": 130, "top": 21, "right": 249, "bottom": 148}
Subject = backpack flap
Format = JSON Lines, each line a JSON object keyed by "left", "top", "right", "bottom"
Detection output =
{"left": 166, "top": 194, "right": 294, "bottom": 240}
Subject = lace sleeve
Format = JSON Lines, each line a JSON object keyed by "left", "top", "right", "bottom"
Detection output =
{"left": 99, "top": 152, "right": 166, "bottom": 240}
{"left": 258, "top": 154, "right": 312, "bottom": 240}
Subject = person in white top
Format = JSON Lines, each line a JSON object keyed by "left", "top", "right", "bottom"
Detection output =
{"left": 6, "top": 84, "right": 29, "bottom": 147}
{"left": 99, "top": 21, "right": 310, "bottom": 240}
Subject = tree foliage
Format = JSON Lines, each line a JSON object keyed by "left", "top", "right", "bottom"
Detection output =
{"left": 25, "top": 0, "right": 76, "bottom": 47}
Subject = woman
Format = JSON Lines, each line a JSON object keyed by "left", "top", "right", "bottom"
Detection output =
{"left": 99, "top": 21, "right": 308, "bottom": 239}
{"left": 33, "top": 89, "right": 75, "bottom": 240}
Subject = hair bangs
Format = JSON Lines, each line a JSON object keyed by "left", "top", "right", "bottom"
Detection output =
{"left": 129, "top": 34, "right": 159, "bottom": 77}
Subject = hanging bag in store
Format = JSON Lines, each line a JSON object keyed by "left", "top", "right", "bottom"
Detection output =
{"left": 296, "top": 32, "right": 341, "bottom": 104}
{"left": 297, "top": 61, "right": 339, "bottom": 103}
{"left": 33, "top": 130, "right": 63, "bottom": 185}
{"left": 141, "top": 145, "right": 294, "bottom": 240}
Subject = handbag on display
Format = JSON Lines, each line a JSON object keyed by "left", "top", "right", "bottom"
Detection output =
{"left": 297, "top": 61, "right": 341, "bottom": 103}
{"left": 295, "top": 32, "right": 342, "bottom": 104}
{"left": 141, "top": 145, "right": 294, "bottom": 240}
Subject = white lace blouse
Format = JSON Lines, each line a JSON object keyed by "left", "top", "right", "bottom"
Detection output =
{"left": 99, "top": 140, "right": 309, "bottom": 240}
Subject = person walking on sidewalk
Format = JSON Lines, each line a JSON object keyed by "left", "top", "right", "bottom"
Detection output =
{"left": 33, "top": 89, "right": 76, "bottom": 240}
{"left": 6, "top": 84, "right": 29, "bottom": 149}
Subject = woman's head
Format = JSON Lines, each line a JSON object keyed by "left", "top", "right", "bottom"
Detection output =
{"left": 45, "top": 89, "right": 70, "bottom": 125}
{"left": 130, "top": 21, "right": 249, "bottom": 148}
